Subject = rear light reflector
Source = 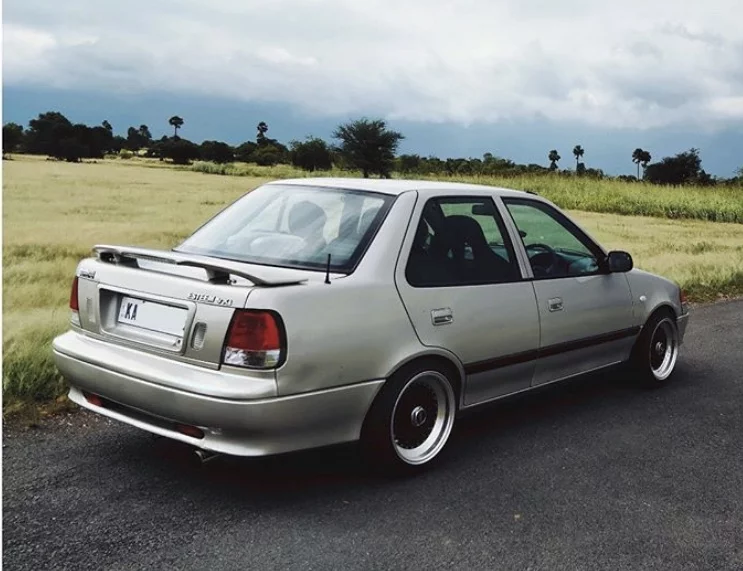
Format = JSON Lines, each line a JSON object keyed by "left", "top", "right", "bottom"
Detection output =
{"left": 83, "top": 392, "right": 104, "bottom": 407}
{"left": 174, "top": 423, "right": 205, "bottom": 439}
{"left": 222, "top": 310, "right": 284, "bottom": 369}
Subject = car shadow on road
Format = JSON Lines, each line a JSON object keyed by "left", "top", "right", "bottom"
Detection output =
{"left": 122, "top": 362, "right": 697, "bottom": 505}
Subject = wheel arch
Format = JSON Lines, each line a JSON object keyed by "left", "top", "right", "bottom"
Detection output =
{"left": 384, "top": 350, "right": 465, "bottom": 407}
{"left": 643, "top": 302, "right": 678, "bottom": 328}
{"left": 630, "top": 302, "right": 681, "bottom": 386}
{"left": 633, "top": 303, "right": 677, "bottom": 351}
{"left": 360, "top": 350, "right": 463, "bottom": 472}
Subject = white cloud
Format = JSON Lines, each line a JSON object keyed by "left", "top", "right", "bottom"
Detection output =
{"left": 2, "top": 24, "right": 57, "bottom": 81}
{"left": 4, "top": 0, "right": 743, "bottom": 128}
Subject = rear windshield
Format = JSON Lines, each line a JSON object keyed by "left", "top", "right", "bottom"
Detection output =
{"left": 175, "top": 184, "right": 394, "bottom": 272}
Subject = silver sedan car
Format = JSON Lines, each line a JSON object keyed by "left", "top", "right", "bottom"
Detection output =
{"left": 53, "top": 178, "right": 690, "bottom": 473}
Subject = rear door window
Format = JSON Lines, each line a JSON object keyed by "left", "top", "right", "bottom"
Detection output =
{"left": 406, "top": 196, "right": 522, "bottom": 287}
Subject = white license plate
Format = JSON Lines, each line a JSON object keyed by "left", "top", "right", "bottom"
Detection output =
{"left": 117, "top": 296, "right": 187, "bottom": 337}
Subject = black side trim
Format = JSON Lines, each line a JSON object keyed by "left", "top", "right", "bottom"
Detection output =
{"left": 465, "top": 348, "right": 538, "bottom": 375}
{"left": 463, "top": 326, "right": 641, "bottom": 375}
{"left": 539, "top": 326, "right": 641, "bottom": 359}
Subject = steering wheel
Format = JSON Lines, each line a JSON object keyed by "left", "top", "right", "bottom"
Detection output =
{"left": 525, "top": 243, "right": 559, "bottom": 277}
{"left": 566, "top": 255, "right": 599, "bottom": 275}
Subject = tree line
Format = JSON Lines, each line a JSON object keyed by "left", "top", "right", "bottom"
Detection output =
{"left": 2, "top": 111, "right": 741, "bottom": 186}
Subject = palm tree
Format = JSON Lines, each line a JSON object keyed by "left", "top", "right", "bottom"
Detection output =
{"left": 256, "top": 121, "right": 268, "bottom": 145}
{"left": 632, "top": 148, "right": 645, "bottom": 179}
{"left": 169, "top": 116, "right": 184, "bottom": 138}
{"left": 640, "top": 150, "right": 652, "bottom": 176}
{"left": 548, "top": 150, "right": 561, "bottom": 171}
{"left": 572, "top": 145, "right": 584, "bottom": 169}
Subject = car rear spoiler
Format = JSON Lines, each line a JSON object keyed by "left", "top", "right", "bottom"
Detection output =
{"left": 92, "top": 245, "right": 309, "bottom": 286}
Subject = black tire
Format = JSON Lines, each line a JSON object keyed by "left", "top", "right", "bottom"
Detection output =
{"left": 629, "top": 309, "right": 680, "bottom": 388}
{"left": 360, "top": 360, "right": 458, "bottom": 476}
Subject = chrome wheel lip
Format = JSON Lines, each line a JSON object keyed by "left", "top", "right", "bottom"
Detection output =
{"left": 649, "top": 318, "right": 679, "bottom": 381}
{"left": 390, "top": 371, "right": 455, "bottom": 466}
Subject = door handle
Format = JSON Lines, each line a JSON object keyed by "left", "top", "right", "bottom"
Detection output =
{"left": 548, "top": 297, "right": 563, "bottom": 312}
{"left": 431, "top": 308, "right": 453, "bottom": 326}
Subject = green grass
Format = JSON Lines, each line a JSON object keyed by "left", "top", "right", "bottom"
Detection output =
{"left": 3, "top": 155, "right": 743, "bottom": 413}
{"left": 436, "top": 173, "right": 743, "bottom": 224}
{"left": 103, "top": 156, "right": 743, "bottom": 224}
{"left": 187, "top": 161, "right": 345, "bottom": 179}
{"left": 181, "top": 160, "right": 743, "bottom": 224}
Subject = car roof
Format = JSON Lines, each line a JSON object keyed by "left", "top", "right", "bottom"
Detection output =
{"left": 267, "top": 177, "right": 532, "bottom": 198}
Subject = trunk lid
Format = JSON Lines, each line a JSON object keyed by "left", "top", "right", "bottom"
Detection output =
{"left": 74, "top": 245, "right": 313, "bottom": 368}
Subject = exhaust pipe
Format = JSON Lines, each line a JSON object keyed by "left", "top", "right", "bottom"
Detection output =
{"left": 193, "top": 448, "right": 221, "bottom": 464}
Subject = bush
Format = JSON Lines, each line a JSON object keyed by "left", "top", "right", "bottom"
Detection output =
{"left": 290, "top": 137, "right": 333, "bottom": 171}
{"left": 251, "top": 144, "right": 287, "bottom": 166}
{"left": 190, "top": 162, "right": 233, "bottom": 175}
{"left": 200, "top": 140, "right": 234, "bottom": 164}
{"left": 235, "top": 141, "right": 258, "bottom": 162}
{"left": 644, "top": 148, "right": 710, "bottom": 186}
{"left": 161, "top": 138, "right": 200, "bottom": 165}
{"left": 56, "top": 138, "right": 87, "bottom": 163}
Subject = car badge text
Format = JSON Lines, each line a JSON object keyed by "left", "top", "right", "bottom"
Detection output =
{"left": 187, "top": 292, "right": 234, "bottom": 307}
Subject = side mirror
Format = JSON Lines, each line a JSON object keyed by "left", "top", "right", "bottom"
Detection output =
{"left": 607, "top": 250, "right": 633, "bottom": 273}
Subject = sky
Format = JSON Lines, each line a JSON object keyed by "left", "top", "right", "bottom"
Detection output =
{"left": 3, "top": 0, "right": 743, "bottom": 176}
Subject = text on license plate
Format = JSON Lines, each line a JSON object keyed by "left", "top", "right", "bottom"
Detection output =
{"left": 117, "top": 296, "right": 187, "bottom": 337}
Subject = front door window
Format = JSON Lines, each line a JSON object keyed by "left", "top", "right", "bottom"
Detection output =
{"left": 503, "top": 200, "right": 603, "bottom": 279}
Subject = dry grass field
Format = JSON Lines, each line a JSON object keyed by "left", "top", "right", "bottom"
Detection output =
{"left": 3, "top": 155, "right": 743, "bottom": 411}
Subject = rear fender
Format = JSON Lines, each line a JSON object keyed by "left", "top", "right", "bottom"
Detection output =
{"left": 384, "top": 348, "right": 466, "bottom": 408}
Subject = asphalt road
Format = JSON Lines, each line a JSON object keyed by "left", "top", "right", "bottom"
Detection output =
{"left": 4, "top": 299, "right": 743, "bottom": 571}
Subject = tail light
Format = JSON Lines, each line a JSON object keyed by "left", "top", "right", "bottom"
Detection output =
{"left": 222, "top": 310, "right": 285, "bottom": 369}
{"left": 680, "top": 289, "right": 689, "bottom": 313}
{"left": 69, "top": 276, "right": 81, "bottom": 326}
{"left": 70, "top": 276, "right": 80, "bottom": 311}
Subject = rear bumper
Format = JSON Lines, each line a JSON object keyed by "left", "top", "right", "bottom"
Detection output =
{"left": 53, "top": 331, "right": 384, "bottom": 456}
{"left": 677, "top": 312, "right": 690, "bottom": 343}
